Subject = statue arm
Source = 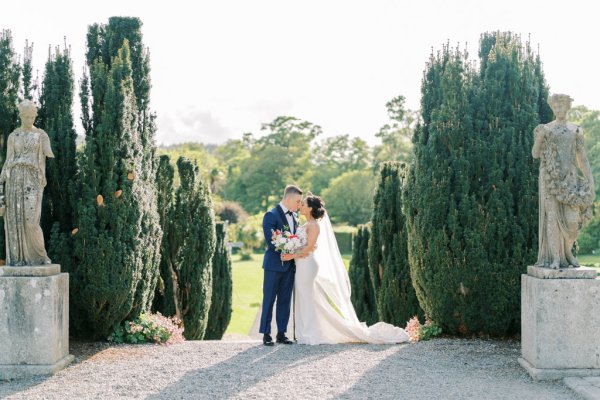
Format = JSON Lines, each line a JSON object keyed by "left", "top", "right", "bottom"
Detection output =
{"left": 532, "top": 124, "right": 545, "bottom": 159}
{"left": 0, "top": 133, "right": 15, "bottom": 183}
{"left": 40, "top": 130, "right": 54, "bottom": 158}
{"left": 575, "top": 127, "right": 595, "bottom": 194}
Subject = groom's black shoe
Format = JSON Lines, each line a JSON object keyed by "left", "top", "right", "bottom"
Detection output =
{"left": 263, "top": 334, "right": 274, "bottom": 346}
{"left": 276, "top": 333, "right": 294, "bottom": 344}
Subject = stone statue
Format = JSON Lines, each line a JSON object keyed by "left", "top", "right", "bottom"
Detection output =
{"left": 0, "top": 100, "right": 54, "bottom": 266}
{"left": 532, "top": 94, "right": 595, "bottom": 269}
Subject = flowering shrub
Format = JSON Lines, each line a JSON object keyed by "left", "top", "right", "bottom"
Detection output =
{"left": 405, "top": 316, "right": 442, "bottom": 342}
{"left": 405, "top": 316, "right": 422, "bottom": 342}
{"left": 108, "top": 312, "right": 185, "bottom": 345}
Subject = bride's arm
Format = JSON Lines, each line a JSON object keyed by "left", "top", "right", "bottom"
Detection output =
{"left": 294, "top": 223, "right": 320, "bottom": 259}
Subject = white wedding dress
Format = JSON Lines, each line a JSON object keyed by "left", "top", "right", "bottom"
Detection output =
{"left": 294, "top": 214, "right": 409, "bottom": 345}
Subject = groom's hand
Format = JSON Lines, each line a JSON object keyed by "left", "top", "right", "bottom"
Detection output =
{"left": 281, "top": 253, "right": 295, "bottom": 262}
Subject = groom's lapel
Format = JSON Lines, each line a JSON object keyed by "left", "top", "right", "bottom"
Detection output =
{"left": 292, "top": 213, "right": 298, "bottom": 234}
{"left": 275, "top": 205, "right": 288, "bottom": 231}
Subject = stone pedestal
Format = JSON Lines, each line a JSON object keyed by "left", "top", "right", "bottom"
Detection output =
{"left": 0, "top": 264, "right": 74, "bottom": 379}
{"left": 519, "top": 265, "right": 600, "bottom": 381}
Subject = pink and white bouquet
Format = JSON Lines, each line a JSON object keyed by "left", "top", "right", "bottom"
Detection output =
{"left": 271, "top": 228, "right": 304, "bottom": 255}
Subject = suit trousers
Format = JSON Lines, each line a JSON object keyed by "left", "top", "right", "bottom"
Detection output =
{"left": 259, "top": 266, "right": 295, "bottom": 335}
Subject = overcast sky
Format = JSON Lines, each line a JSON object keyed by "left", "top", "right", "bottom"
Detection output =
{"left": 2, "top": 0, "right": 598, "bottom": 146}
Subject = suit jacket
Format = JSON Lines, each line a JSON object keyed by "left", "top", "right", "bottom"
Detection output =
{"left": 262, "top": 205, "right": 298, "bottom": 272}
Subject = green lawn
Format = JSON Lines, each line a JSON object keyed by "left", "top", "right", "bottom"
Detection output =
{"left": 225, "top": 253, "right": 353, "bottom": 335}
{"left": 225, "top": 254, "right": 263, "bottom": 335}
{"left": 579, "top": 253, "right": 600, "bottom": 275}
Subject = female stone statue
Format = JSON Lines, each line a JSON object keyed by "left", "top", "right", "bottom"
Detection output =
{"left": 532, "top": 94, "right": 595, "bottom": 269}
{"left": 0, "top": 100, "right": 54, "bottom": 266}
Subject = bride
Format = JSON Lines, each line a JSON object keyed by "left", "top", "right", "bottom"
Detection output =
{"left": 282, "top": 193, "right": 409, "bottom": 345}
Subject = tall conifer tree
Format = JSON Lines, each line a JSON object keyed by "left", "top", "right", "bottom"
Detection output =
{"left": 205, "top": 221, "right": 233, "bottom": 340}
{"left": 405, "top": 33, "right": 552, "bottom": 335}
{"left": 348, "top": 224, "right": 378, "bottom": 325}
{"left": 38, "top": 45, "right": 78, "bottom": 247}
{"left": 0, "top": 31, "right": 21, "bottom": 261}
{"left": 153, "top": 156, "right": 216, "bottom": 340}
{"left": 21, "top": 40, "right": 35, "bottom": 100}
{"left": 369, "top": 161, "right": 422, "bottom": 326}
{"left": 69, "top": 17, "right": 162, "bottom": 338}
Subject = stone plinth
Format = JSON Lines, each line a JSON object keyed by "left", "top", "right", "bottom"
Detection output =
{"left": 520, "top": 266, "right": 600, "bottom": 381}
{"left": 0, "top": 264, "right": 74, "bottom": 379}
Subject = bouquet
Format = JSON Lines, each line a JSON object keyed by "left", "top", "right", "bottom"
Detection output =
{"left": 271, "top": 227, "right": 304, "bottom": 260}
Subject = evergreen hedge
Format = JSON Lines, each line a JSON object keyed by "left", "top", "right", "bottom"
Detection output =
{"left": 332, "top": 227, "right": 355, "bottom": 254}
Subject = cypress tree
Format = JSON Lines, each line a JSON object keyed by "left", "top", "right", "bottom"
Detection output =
{"left": 70, "top": 17, "right": 162, "bottom": 338}
{"left": 154, "top": 156, "right": 216, "bottom": 340}
{"left": 0, "top": 31, "right": 21, "bottom": 262}
{"left": 368, "top": 161, "right": 422, "bottom": 326}
{"left": 205, "top": 221, "right": 233, "bottom": 340}
{"left": 21, "top": 40, "right": 35, "bottom": 101}
{"left": 153, "top": 155, "right": 175, "bottom": 315}
{"left": 405, "top": 33, "right": 551, "bottom": 335}
{"left": 37, "top": 45, "right": 78, "bottom": 251}
{"left": 348, "top": 224, "right": 378, "bottom": 325}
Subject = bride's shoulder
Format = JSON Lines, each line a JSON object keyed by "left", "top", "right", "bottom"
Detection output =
{"left": 306, "top": 220, "right": 320, "bottom": 232}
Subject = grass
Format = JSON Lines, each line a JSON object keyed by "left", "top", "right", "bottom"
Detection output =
{"left": 225, "top": 252, "right": 353, "bottom": 336}
{"left": 225, "top": 254, "right": 263, "bottom": 335}
{"left": 578, "top": 253, "right": 600, "bottom": 275}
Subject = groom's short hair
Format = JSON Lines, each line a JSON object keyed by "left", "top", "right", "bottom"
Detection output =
{"left": 283, "top": 185, "right": 303, "bottom": 198}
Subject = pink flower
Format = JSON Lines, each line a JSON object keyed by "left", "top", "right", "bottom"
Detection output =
{"left": 405, "top": 316, "right": 421, "bottom": 342}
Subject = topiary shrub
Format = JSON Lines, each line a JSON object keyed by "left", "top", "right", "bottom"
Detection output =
{"left": 69, "top": 18, "right": 162, "bottom": 339}
{"left": 369, "top": 161, "right": 423, "bottom": 327}
{"left": 404, "top": 32, "right": 552, "bottom": 335}
{"left": 153, "top": 156, "right": 216, "bottom": 340}
{"left": 204, "top": 222, "right": 233, "bottom": 340}
{"left": 214, "top": 201, "right": 248, "bottom": 224}
{"left": 348, "top": 224, "right": 378, "bottom": 325}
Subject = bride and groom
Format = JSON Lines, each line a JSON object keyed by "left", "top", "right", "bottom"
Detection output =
{"left": 259, "top": 185, "right": 409, "bottom": 346}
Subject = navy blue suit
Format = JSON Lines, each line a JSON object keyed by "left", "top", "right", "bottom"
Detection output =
{"left": 259, "top": 205, "right": 298, "bottom": 335}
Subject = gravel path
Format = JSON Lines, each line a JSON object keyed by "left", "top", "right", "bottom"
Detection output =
{"left": 0, "top": 339, "right": 579, "bottom": 400}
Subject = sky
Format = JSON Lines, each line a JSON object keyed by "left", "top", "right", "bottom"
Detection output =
{"left": 1, "top": 0, "right": 599, "bottom": 146}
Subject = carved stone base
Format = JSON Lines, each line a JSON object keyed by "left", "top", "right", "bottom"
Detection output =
{"left": 0, "top": 354, "right": 74, "bottom": 379}
{"left": 0, "top": 264, "right": 73, "bottom": 379}
{"left": 519, "top": 357, "right": 600, "bottom": 381}
{"left": 521, "top": 267, "right": 600, "bottom": 381}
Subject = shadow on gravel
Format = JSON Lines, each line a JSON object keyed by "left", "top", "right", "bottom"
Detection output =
{"left": 0, "top": 339, "right": 113, "bottom": 399}
{"left": 0, "top": 375, "right": 48, "bottom": 399}
{"left": 335, "top": 339, "right": 576, "bottom": 400}
{"left": 146, "top": 343, "right": 350, "bottom": 399}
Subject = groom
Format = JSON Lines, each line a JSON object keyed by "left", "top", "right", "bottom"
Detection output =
{"left": 259, "top": 184, "right": 302, "bottom": 346}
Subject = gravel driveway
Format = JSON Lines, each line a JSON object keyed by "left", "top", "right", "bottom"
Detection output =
{"left": 0, "top": 339, "right": 578, "bottom": 399}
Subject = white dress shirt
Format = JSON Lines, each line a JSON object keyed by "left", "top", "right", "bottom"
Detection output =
{"left": 279, "top": 202, "right": 295, "bottom": 232}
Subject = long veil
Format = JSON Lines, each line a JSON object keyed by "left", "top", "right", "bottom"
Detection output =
{"left": 312, "top": 213, "right": 358, "bottom": 322}
{"left": 309, "top": 212, "right": 409, "bottom": 344}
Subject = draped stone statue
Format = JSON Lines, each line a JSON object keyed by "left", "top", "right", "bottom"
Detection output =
{"left": 0, "top": 99, "right": 54, "bottom": 266}
{"left": 532, "top": 94, "right": 595, "bottom": 269}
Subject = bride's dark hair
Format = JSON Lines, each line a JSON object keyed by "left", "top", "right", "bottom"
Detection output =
{"left": 305, "top": 192, "right": 326, "bottom": 220}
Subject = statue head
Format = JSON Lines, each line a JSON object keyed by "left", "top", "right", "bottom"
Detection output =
{"left": 548, "top": 94, "right": 573, "bottom": 120}
{"left": 18, "top": 99, "right": 38, "bottom": 127}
